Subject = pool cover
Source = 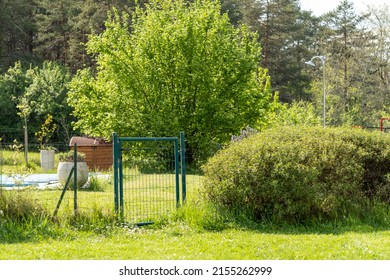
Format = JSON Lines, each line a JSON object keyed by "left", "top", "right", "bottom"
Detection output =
{"left": 0, "top": 174, "right": 59, "bottom": 188}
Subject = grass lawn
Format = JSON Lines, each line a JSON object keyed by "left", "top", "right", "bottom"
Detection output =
{"left": 1, "top": 224, "right": 390, "bottom": 260}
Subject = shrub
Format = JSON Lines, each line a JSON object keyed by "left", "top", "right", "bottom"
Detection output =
{"left": 58, "top": 151, "right": 85, "bottom": 162}
{"left": 202, "top": 126, "right": 390, "bottom": 223}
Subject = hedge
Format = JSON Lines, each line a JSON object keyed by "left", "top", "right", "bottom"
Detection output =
{"left": 202, "top": 126, "right": 390, "bottom": 223}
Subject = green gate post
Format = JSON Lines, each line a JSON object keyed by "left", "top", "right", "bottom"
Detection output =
{"left": 113, "top": 132, "right": 119, "bottom": 213}
{"left": 73, "top": 143, "right": 78, "bottom": 214}
{"left": 180, "top": 131, "right": 186, "bottom": 204}
{"left": 53, "top": 166, "right": 74, "bottom": 218}
{"left": 174, "top": 139, "right": 180, "bottom": 207}
{"left": 118, "top": 139, "right": 124, "bottom": 217}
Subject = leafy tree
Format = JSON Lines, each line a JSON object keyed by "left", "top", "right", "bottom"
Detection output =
{"left": 0, "top": 62, "right": 34, "bottom": 163}
{"left": 0, "top": 61, "right": 72, "bottom": 144}
{"left": 264, "top": 94, "right": 321, "bottom": 128}
{"left": 0, "top": 62, "right": 33, "bottom": 141}
{"left": 25, "top": 61, "right": 73, "bottom": 142}
{"left": 322, "top": 0, "right": 369, "bottom": 98}
{"left": 363, "top": 4, "right": 390, "bottom": 124}
{"left": 69, "top": 0, "right": 272, "bottom": 163}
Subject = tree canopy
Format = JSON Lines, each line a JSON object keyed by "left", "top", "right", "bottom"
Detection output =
{"left": 68, "top": 0, "right": 272, "bottom": 160}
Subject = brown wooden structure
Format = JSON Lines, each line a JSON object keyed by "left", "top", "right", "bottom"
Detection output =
{"left": 69, "top": 137, "right": 113, "bottom": 170}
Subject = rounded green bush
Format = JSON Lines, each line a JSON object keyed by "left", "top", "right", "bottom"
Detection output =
{"left": 202, "top": 126, "right": 390, "bottom": 223}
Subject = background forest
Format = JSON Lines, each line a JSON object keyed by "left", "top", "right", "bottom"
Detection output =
{"left": 0, "top": 0, "right": 389, "bottom": 145}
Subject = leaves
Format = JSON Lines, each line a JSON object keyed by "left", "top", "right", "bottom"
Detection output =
{"left": 203, "top": 126, "right": 390, "bottom": 223}
{"left": 69, "top": 0, "right": 273, "bottom": 162}
{"left": 0, "top": 60, "right": 72, "bottom": 143}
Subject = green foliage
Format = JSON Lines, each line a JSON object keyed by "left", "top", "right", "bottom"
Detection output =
{"left": 35, "top": 114, "right": 57, "bottom": 150}
{"left": 0, "top": 62, "right": 32, "bottom": 140}
{"left": 174, "top": 200, "right": 231, "bottom": 231}
{"left": 262, "top": 94, "right": 322, "bottom": 129}
{"left": 58, "top": 151, "right": 85, "bottom": 162}
{"left": 34, "top": 0, "right": 74, "bottom": 65}
{"left": 309, "top": 0, "right": 388, "bottom": 128}
{"left": 238, "top": 0, "right": 319, "bottom": 101}
{"left": 0, "top": 61, "right": 72, "bottom": 143}
{"left": 25, "top": 61, "right": 71, "bottom": 116}
{"left": 85, "top": 175, "right": 111, "bottom": 192}
{"left": 202, "top": 126, "right": 390, "bottom": 223}
{"left": 68, "top": 0, "right": 272, "bottom": 163}
{"left": 0, "top": 0, "right": 37, "bottom": 69}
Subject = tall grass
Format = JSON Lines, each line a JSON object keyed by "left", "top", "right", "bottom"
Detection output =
{"left": 0, "top": 188, "right": 120, "bottom": 243}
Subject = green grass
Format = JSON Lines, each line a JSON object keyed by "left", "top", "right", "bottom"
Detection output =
{"left": 1, "top": 221, "right": 390, "bottom": 259}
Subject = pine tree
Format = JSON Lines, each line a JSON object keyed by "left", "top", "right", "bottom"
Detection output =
{"left": 238, "top": 0, "right": 320, "bottom": 101}
{"left": 0, "top": 0, "right": 37, "bottom": 69}
{"left": 34, "top": 0, "right": 74, "bottom": 65}
{"left": 318, "top": 0, "right": 373, "bottom": 125}
{"left": 67, "top": 0, "right": 111, "bottom": 71}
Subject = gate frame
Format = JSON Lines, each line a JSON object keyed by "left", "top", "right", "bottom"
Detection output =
{"left": 112, "top": 132, "right": 186, "bottom": 218}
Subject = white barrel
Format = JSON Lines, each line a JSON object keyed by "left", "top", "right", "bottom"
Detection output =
{"left": 57, "top": 162, "right": 88, "bottom": 188}
{"left": 40, "top": 150, "right": 55, "bottom": 171}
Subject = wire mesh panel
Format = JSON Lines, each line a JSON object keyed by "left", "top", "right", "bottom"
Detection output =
{"left": 116, "top": 137, "right": 180, "bottom": 224}
{"left": 0, "top": 142, "right": 115, "bottom": 221}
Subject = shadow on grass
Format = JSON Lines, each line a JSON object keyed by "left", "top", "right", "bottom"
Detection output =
{"left": 175, "top": 200, "right": 390, "bottom": 236}
{"left": 0, "top": 218, "right": 69, "bottom": 244}
{"left": 231, "top": 219, "right": 390, "bottom": 236}
{"left": 1, "top": 216, "right": 388, "bottom": 245}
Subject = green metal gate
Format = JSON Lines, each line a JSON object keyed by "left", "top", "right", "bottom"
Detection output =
{"left": 113, "top": 132, "right": 186, "bottom": 224}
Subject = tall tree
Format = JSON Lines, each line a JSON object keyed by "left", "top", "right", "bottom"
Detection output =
{"left": 0, "top": 62, "right": 32, "bottom": 141}
{"left": 0, "top": 61, "right": 73, "bottom": 143}
{"left": 0, "top": 0, "right": 37, "bottom": 70}
{"left": 67, "top": 0, "right": 134, "bottom": 72}
{"left": 238, "top": 0, "right": 320, "bottom": 101}
{"left": 68, "top": 0, "right": 273, "bottom": 162}
{"left": 363, "top": 4, "right": 390, "bottom": 122}
{"left": 315, "top": 0, "right": 373, "bottom": 126}
{"left": 323, "top": 0, "right": 368, "bottom": 98}
{"left": 25, "top": 61, "right": 73, "bottom": 142}
{"left": 34, "top": 0, "right": 74, "bottom": 65}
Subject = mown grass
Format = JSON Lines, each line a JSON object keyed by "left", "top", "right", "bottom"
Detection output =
{"left": 1, "top": 218, "right": 390, "bottom": 260}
